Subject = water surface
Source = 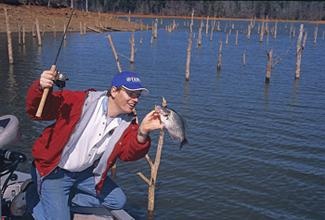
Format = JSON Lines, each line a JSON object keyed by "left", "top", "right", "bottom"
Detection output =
{"left": 0, "top": 19, "right": 324, "bottom": 219}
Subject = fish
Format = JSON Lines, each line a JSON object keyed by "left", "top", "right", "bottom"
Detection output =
{"left": 155, "top": 105, "right": 187, "bottom": 148}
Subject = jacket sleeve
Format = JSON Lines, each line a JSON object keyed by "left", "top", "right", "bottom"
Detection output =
{"left": 118, "top": 122, "right": 151, "bottom": 161}
{"left": 25, "top": 80, "right": 62, "bottom": 120}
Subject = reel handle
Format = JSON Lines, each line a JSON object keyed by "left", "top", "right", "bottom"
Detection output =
{"left": 0, "top": 149, "right": 26, "bottom": 163}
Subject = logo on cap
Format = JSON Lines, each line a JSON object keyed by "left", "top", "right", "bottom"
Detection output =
{"left": 126, "top": 77, "right": 141, "bottom": 83}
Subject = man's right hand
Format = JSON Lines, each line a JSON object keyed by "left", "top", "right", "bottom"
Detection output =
{"left": 40, "top": 70, "right": 56, "bottom": 89}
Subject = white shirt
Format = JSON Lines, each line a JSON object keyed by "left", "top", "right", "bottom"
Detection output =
{"left": 58, "top": 96, "right": 121, "bottom": 172}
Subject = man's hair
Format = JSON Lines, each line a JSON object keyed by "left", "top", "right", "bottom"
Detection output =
{"left": 107, "top": 86, "right": 121, "bottom": 97}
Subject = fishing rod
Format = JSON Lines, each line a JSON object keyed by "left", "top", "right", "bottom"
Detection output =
{"left": 35, "top": 9, "right": 75, "bottom": 118}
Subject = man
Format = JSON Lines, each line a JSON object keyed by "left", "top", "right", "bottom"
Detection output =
{"left": 25, "top": 70, "right": 162, "bottom": 219}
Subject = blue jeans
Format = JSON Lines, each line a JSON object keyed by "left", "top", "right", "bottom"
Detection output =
{"left": 27, "top": 165, "right": 126, "bottom": 220}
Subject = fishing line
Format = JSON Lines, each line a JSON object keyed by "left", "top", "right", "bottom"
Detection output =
{"left": 53, "top": 9, "right": 75, "bottom": 66}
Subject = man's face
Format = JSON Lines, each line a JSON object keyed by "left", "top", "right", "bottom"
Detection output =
{"left": 111, "top": 87, "right": 141, "bottom": 114}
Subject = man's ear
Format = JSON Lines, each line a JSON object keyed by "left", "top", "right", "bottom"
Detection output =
{"left": 110, "top": 86, "right": 118, "bottom": 98}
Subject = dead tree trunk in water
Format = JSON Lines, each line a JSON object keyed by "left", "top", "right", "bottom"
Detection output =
{"left": 63, "top": 24, "right": 67, "bottom": 40}
{"left": 247, "top": 22, "right": 252, "bottom": 39}
{"left": 35, "top": 18, "right": 42, "bottom": 46}
{"left": 18, "top": 24, "right": 21, "bottom": 45}
{"left": 79, "top": 22, "right": 82, "bottom": 35}
{"left": 52, "top": 20, "right": 56, "bottom": 37}
{"left": 197, "top": 20, "right": 203, "bottom": 47}
{"left": 265, "top": 49, "right": 273, "bottom": 83}
{"left": 313, "top": 25, "right": 318, "bottom": 44}
{"left": 205, "top": 16, "right": 209, "bottom": 35}
{"left": 185, "top": 33, "right": 193, "bottom": 81}
{"left": 4, "top": 8, "right": 13, "bottom": 64}
{"left": 107, "top": 34, "right": 122, "bottom": 73}
{"left": 217, "top": 41, "right": 223, "bottom": 71}
{"left": 152, "top": 18, "right": 158, "bottom": 39}
{"left": 302, "top": 31, "right": 307, "bottom": 49}
{"left": 130, "top": 32, "right": 135, "bottom": 63}
{"left": 225, "top": 32, "right": 229, "bottom": 45}
{"left": 137, "top": 98, "right": 167, "bottom": 219}
{"left": 295, "top": 24, "right": 305, "bottom": 79}
{"left": 273, "top": 22, "right": 278, "bottom": 39}
{"left": 235, "top": 30, "right": 238, "bottom": 46}
{"left": 209, "top": 19, "right": 216, "bottom": 41}
{"left": 216, "top": 21, "right": 221, "bottom": 31}
{"left": 259, "top": 21, "right": 265, "bottom": 42}
{"left": 22, "top": 25, "right": 26, "bottom": 45}
{"left": 242, "top": 49, "right": 246, "bottom": 66}
{"left": 185, "top": 9, "right": 194, "bottom": 81}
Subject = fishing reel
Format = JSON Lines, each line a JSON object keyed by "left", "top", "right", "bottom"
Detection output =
{"left": 54, "top": 71, "right": 69, "bottom": 89}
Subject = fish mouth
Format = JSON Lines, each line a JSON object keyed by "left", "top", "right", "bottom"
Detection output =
{"left": 155, "top": 106, "right": 169, "bottom": 116}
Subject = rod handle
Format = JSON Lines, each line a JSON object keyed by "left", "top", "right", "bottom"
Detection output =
{"left": 35, "top": 65, "right": 56, "bottom": 118}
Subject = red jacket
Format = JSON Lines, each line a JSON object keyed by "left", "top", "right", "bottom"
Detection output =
{"left": 26, "top": 80, "right": 150, "bottom": 191}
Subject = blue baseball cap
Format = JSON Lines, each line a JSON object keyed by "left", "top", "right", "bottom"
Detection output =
{"left": 111, "top": 71, "right": 149, "bottom": 94}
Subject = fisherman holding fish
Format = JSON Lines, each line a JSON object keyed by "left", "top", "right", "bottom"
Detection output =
{"left": 24, "top": 70, "right": 164, "bottom": 219}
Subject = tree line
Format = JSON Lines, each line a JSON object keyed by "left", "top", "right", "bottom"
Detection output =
{"left": 1, "top": 0, "right": 324, "bottom": 20}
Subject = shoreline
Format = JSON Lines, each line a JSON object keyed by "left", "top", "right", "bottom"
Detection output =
{"left": 1, "top": 3, "right": 324, "bottom": 34}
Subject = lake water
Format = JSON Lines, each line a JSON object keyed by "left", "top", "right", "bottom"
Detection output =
{"left": 1, "top": 19, "right": 325, "bottom": 219}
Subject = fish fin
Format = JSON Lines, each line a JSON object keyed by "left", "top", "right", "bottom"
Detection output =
{"left": 179, "top": 138, "right": 188, "bottom": 149}
{"left": 166, "top": 131, "right": 186, "bottom": 147}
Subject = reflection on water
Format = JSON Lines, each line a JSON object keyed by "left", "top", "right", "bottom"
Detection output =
{"left": 0, "top": 20, "right": 325, "bottom": 219}
{"left": 263, "top": 83, "right": 270, "bottom": 109}
{"left": 7, "top": 65, "right": 18, "bottom": 104}
{"left": 19, "top": 44, "right": 26, "bottom": 55}
{"left": 290, "top": 79, "right": 300, "bottom": 105}
{"left": 216, "top": 68, "right": 222, "bottom": 79}
{"left": 183, "top": 80, "right": 190, "bottom": 99}
{"left": 37, "top": 45, "right": 42, "bottom": 57}
{"left": 8, "top": 64, "right": 15, "bottom": 88}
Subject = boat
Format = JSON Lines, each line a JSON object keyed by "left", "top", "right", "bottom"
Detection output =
{"left": 0, "top": 115, "right": 134, "bottom": 220}
{"left": 0, "top": 115, "right": 19, "bottom": 148}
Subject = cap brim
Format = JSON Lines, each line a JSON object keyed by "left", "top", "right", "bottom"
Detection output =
{"left": 122, "top": 86, "right": 149, "bottom": 96}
